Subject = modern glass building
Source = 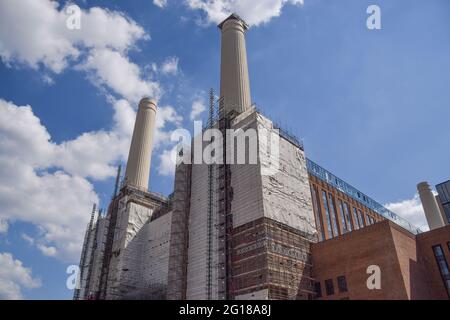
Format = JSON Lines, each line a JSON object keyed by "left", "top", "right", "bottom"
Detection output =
{"left": 436, "top": 180, "right": 450, "bottom": 224}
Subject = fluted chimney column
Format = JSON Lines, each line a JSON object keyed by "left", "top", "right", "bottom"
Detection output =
{"left": 124, "top": 98, "right": 157, "bottom": 191}
{"left": 417, "top": 181, "right": 445, "bottom": 230}
{"left": 219, "top": 14, "right": 252, "bottom": 115}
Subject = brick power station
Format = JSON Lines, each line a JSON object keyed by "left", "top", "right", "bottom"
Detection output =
{"left": 75, "top": 14, "right": 450, "bottom": 300}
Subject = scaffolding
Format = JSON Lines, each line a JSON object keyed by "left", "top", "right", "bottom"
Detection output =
{"left": 97, "top": 196, "right": 119, "bottom": 299}
{"left": 85, "top": 208, "right": 102, "bottom": 299}
{"left": 231, "top": 217, "right": 316, "bottom": 300}
{"left": 74, "top": 203, "right": 96, "bottom": 300}
{"left": 206, "top": 88, "right": 215, "bottom": 299}
{"left": 166, "top": 161, "right": 191, "bottom": 299}
{"left": 217, "top": 96, "right": 237, "bottom": 300}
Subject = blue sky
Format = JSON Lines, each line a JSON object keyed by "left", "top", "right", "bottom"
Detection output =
{"left": 0, "top": 0, "right": 449, "bottom": 299}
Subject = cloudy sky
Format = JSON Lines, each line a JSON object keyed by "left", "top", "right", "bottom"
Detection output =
{"left": 0, "top": 0, "right": 449, "bottom": 299}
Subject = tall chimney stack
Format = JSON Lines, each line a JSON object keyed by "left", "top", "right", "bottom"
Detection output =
{"left": 417, "top": 181, "right": 445, "bottom": 230}
{"left": 218, "top": 14, "right": 252, "bottom": 115}
{"left": 124, "top": 98, "right": 157, "bottom": 191}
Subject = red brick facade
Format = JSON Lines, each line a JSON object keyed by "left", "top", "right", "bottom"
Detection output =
{"left": 311, "top": 220, "right": 450, "bottom": 300}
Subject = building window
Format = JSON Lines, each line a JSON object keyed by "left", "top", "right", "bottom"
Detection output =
{"left": 328, "top": 193, "right": 340, "bottom": 236}
{"left": 338, "top": 200, "right": 348, "bottom": 234}
{"left": 322, "top": 191, "right": 334, "bottom": 238}
{"left": 310, "top": 185, "right": 324, "bottom": 242}
{"left": 352, "top": 207, "right": 360, "bottom": 230}
{"left": 337, "top": 276, "right": 348, "bottom": 293}
{"left": 325, "top": 279, "right": 334, "bottom": 296}
{"left": 357, "top": 209, "right": 365, "bottom": 228}
{"left": 443, "top": 203, "right": 450, "bottom": 224}
{"left": 314, "top": 281, "right": 322, "bottom": 298}
{"left": 343, "top": 202, "right": 353, "bottom": 231}
{"left": 432, "top": 245, "right": 450, "bottom": 297}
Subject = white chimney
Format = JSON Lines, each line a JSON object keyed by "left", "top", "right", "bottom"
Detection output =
{"left": 417, "top": 181, "right": 445, "bottom": 230}
{"left": 124, "top": 98, "right": 157, "bottom": 191}
{"left": 219, "top": 14, "right": 252, "bottom": 115}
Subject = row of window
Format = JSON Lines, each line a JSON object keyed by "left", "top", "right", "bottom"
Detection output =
{"left": 310, "top": 184, "right": 379, "bottom": 241}
{"left": 432, "top": 243, "right": 450, "bottom": 298}
{"left": 315, "top": 276, "right": 348, "bottom": 298}
{"left": 307, "top": 159, "right": 422, "bottom": 234}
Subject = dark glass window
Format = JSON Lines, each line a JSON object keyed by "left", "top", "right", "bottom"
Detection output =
{"left": 314, "top": 281, "right": 322, "bottom": 298}
{"left": 325, "top": 279, "right": 334, "bottom": 296}
{"left": 352, "top": 207, "right": 360, "bottom": 230}
{"left": 432, "top": 245, "right": 450, "bottom": 297}
{"left": 328, "top": 193, "right": 339, "bottom": 236}
{"left": 443, "top": 203, "right": 450, "bottom": 224}
{"left": 338, "top": 200, "right": 348, "bottom": 234}
{"left": 357, "top": 209, "right": 365, "bottom": 227}
{"left": 437, "top": 182, "right": 450, "bottom": 203}
{"left": 322, "top": 191, "right": 334, "bottom": 238}
{"left": 437, "top": 182, "right": 450, "bottom": 223}
{"left": 310, "top": 185, "right": 324, "bottom": 242}
{"left": 337, "top": 276, "right": 348, "bottom": 293}
{"left": 344, "top": 202, "right": 353, "bottom": 231}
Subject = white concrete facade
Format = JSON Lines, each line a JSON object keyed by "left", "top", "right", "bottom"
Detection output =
{"left": 106, "top": 197, "right": 154, "bottom": 299}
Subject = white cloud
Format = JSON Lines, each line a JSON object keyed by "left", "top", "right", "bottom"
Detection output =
{"left": 0, "top": 252, "right": 41, "bottom": 299}
{"left": 185, "top": 0, "right": 304, "bottom": 27}
{"left": 21, "top": 234, "right": 35, "bottom": 245}
{"left": 77, "top": 48, "right": 162, "bottom": 103}
{"left": 154, "top": 105, "right": 183, "bottom": 147}
{"left": 0, "top": 0, "right": 147, "bottom": 73}
{"left": 42, "top": 74, "right": 55, "bottom": 85}
{"left": 23, "top": 233, "right": 65, "bottom": 258}
{"left": 157, "top": 145, "right": 178, "bottom": 176}
{"left": 160, "top": 56, "right": 179, "bottom": 75}
{"left": 153, "top": 0, "right": 168, "bottom": 8}
{"left": 0, "top": 218, "right": 8, "bottom": 234}
{"left": 0, "top": 98, "right": 125, "bottom": 181}
{"left": 190, "top": 99, "right": 206, "bottom": 120}
{"left": 385, "top": 194, "right": 429, "bottom": 231}
{"left": 0, "top": 0, "right": 183, "bottom": 262}
{"left": 0, "top": 98, "right": 181, "bottom": 261}
{"left": 37, "top": 245, "right": 57, "bottom": 257}
{"left": 0, "top": 99, "right": 98, "bottom": 261}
